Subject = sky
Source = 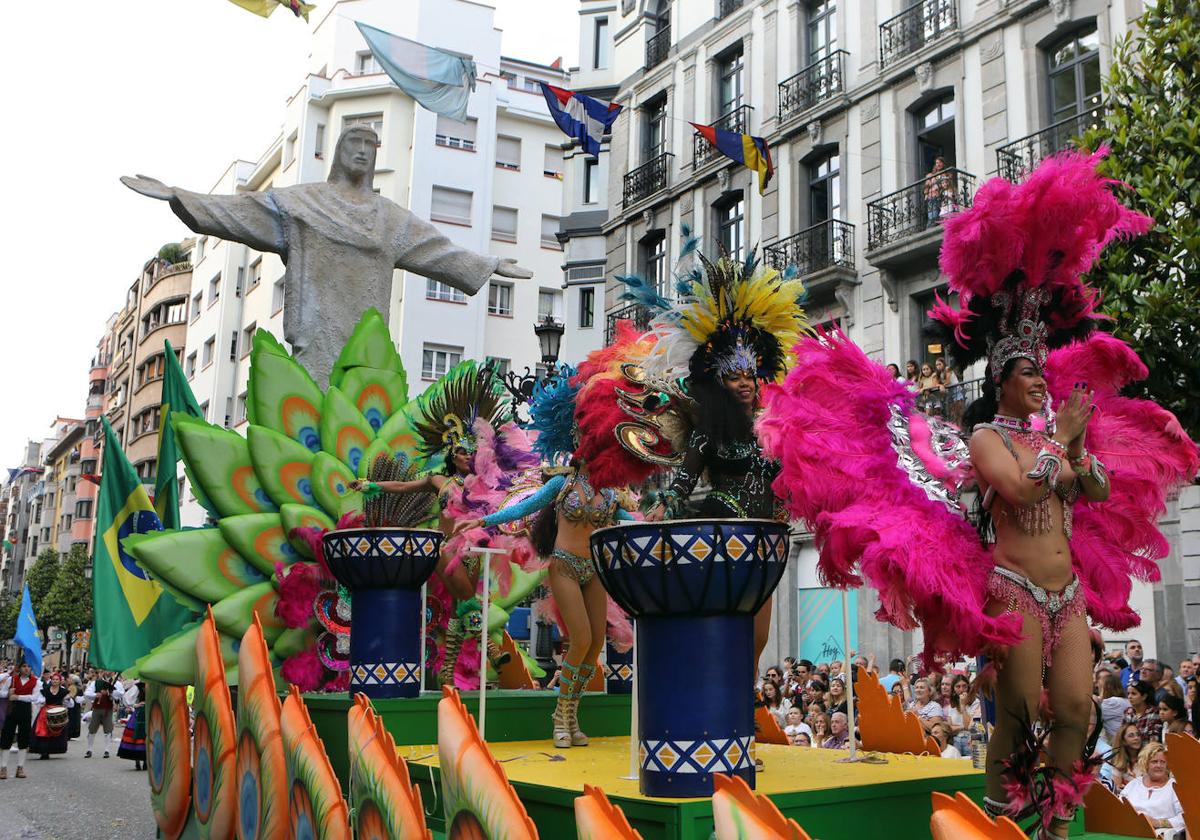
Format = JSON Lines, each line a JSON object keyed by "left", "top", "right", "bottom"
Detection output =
{"left": 0, "top": 0, "right": 578, "bottom": 468}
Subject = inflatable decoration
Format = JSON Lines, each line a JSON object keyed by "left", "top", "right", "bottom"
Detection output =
{"left": 280, "top": 686, "right": 351, "bottom": 839}
{"left": 323, "top": 525, "right": 441, "bottom": 698}
{"left": 147, "top": 681, "right": 193, "bottom": 840}
{"left": 855, "top": 669, "right": 940, "bottom": 756}
{"left": 347, "top": 693, "right": 431, "bottom": 840}
{"left": 437, "top": 686, "right": 538, "bottom": 839}
{"left": 711, "top": 773, "right": 811, "bottom": 840}
{"left": 194, "top": 608, "right": 238, "bottom": 840}
{"left": 1081, "top": 785, "right": 1155, "bottom": 838}
{"left": 574, "top": 785, "right": 641, "bottom": 840}
{"left": 591, "top": 519, "right": 788, "bottom": 797}
{"left": 1166, "top": 733, "right": 1200, "bottom": 839}
{"left": 929, "top": 792, "right": 1025, "bottom": 840}
{"left": 236, "top": 614, "right": 289, "bottom": 840}
{"left": 123, "top": 310, "right": 448, "bottom": 690}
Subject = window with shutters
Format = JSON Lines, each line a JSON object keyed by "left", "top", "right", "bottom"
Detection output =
{"left": 492, "top": 206, "right": 518, "bottom": 242}
{"left": 435, "top": 116, "right": 477, "bottom": 151}
{"left": 496, "top": 136, "right": 521, "bottom": 170}
{"left": 543, "top": 146, "right": 563, "bottom": 178}
{"left": 431, "top": 186, "right": 473, "bottom": 225}
{"left": 541, "top": 215, "right": 562, "bottom": 249}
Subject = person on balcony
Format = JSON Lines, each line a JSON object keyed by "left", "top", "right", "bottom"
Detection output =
{"left": 923, "top": 156, "right": 953, "bottom": 224}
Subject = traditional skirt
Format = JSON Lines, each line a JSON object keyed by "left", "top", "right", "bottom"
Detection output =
{"left": 30, "top": 706, "right": 70, "bottom": 756}
{"left": 117, "top": 707, "right": 146, "bottom": 762}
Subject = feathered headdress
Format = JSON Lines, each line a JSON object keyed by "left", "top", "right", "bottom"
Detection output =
{"left": 527, "top": 364, "right": 581, "bottom": 462}
{"left": 630, "top": 244, "right": 809, "bottom": 385}
{"left": 412, "top": 360, "right": 509, "bottom": 460}
{"left": 928, "top": 149, "right": 1152, "bottom": 380}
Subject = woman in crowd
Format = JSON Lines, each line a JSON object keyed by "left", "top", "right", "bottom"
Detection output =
{"left": 761, "top": 681, "right": 791, "bottom": 728}
{"left": 945, "top": 674, "right": 981, "bottom": 755}
{"left": 904, "top": 360, "right": 920, "bottom": 391}
{"left": 1097, "top": 672, "right": 1131, "bottom": 743}
{"left": 791, "top": 731, "right": 812, "bottom": 747}
{"left": 936, "top": 357, "right": 965, "bottom": 424}
{"left": 931, "top": 721, "right": 963, "bottom": 759}
{"left": 915, "top": 362, "right": 945, "bottom": 416}
{"left": 1157, "top": 694, "right": 1187, "bottom": 739}
{"left": 1125, "top": 680, "right": 1163, "bottom": 743}
{"left": 810, "top": 713, "right": 832, "bottom": 748}
{"left": 908, "top": 677, "right": 945, "bottom": 733}
{"left": 1105, "top": 722, "right": 1144, "bottom": 794}
{"left": 1119, "top": 743, "right": 1186, "bottom": 838}
{"left": 117, "top": 679, "right": 147, "bottom": 770}
{"left": 886, "top": 363, "right": 902, "bottom": 381}
{"left": 827, "top": 675, "right": 849, "bottom": 717}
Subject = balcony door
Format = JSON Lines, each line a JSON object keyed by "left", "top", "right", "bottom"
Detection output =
{"left": 915, "top": 94, "right": 956, "bottom": 179}
{"left": 1048, "top": 27, "right": 1101, "bottom": 125}
{"left": 808, "top": 150, "right": 841, "bottom": 224}
{"left": 644, "top": 97, "right": 668, "bottom": 163}
{"left": 806, "top": 1, "right": 837, "bottom": 65}
{"left": 717, "top": 47, "right": 745, "bottom": 120}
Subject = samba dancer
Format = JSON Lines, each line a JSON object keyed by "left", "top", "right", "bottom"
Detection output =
{"left": 0, "top": 662, "right": 40, "bottom": 779}
{"left": 759, "top": 151, "right": 1198, "bottom": 838}
{"left": 351, "top": 361, "right": 539, "bottom": 686}
{"left": 30, "top": 672, "right": 74, "bottom": 761}
{"left": 454, "top": 371, "right": 638, "bottom": 749}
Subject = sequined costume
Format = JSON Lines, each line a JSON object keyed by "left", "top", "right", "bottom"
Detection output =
{"left": 665, "top": 429, "right": 783, "bottom": 520}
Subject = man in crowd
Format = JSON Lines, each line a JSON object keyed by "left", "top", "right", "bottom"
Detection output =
{"left": 1138, "top": 659, "right": 1170, "bottom": 703}
{"left": 1120, "top": 640, "right": 1144, "bottom": 688}
{"left": 0, "top": 662, "right": 40, "bottom": 779}
{"left": 879, "top": 659, "right": 905, "bottom": 695}
{"left": 84, "top": 671, "right": 124, "bottom": 758}
{"left": 824, "top": 712, "right": 852, "bottom": 749}
{"left": 1177, "top": 658, "right": 1195, "bottom": 693}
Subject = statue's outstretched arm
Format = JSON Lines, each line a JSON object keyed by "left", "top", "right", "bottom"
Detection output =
{"left": 395, "top": 210, "right": 533, "bottom": 294}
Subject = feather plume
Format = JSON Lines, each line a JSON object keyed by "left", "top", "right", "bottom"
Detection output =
{"left": 617, "top": 274, "right": 673, "bottom": 314}
{"left": 528, "top": 364, "right": 581, "bottom": 461}
{"left": 411, "top": 360, "right": 509, "bottom": 460}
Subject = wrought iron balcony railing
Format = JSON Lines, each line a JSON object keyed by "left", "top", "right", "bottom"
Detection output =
{"left": 764, "top": 219, "right": 855, "bottom": 276}
{"left": 717, "top": 0, "right": 743, "bottom": 19}
{"left": 605, "top": 302, "right": 655, "bottom": 344}
{"left": 778, "top": 50, "right": 847, "bottom": 121}
{"left": 646, "top": 25, "right": 671, "bottom": 69}
{"left": 866, "top": 168, "right": 976, "bottom": 251}
{"left": 623, "top": 153, "right": 673, "bottom": 208}
{"left": 879, "top": 0, "right": 958, "bottom": 69}
{"left": 995, "top": 105, "right": 1105, "bottom": 182}
{"left": 693, "top": 105, "right": 753, "bottom": 169}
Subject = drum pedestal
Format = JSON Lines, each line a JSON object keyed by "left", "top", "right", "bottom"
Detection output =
{"left": 322, "top": 527, "right": 443, "bottom": 699}
{"left": 591, "top": 519, "right": 789, "bottom": 798}
{"left": 604, "top": 641, "right": 633, "bottom": 695}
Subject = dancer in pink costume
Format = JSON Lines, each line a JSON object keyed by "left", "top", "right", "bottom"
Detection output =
{"left": 757, "top": 151, "right": 1198, "bottom": 838}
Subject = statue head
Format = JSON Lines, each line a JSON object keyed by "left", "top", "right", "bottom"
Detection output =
{"left": 329, "top": 126, "right": 380, "bottom": 185}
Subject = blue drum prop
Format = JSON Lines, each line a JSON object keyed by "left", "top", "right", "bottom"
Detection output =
{"left": 590, "top": 518, "right": 789, "bottom": 797}
{"left": 605, "top": 641, "right": 633, "bottom": 695}
{"left": 322, "top": 527, "right": 443, "bottom": 699}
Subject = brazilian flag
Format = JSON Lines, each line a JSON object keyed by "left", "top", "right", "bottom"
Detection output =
{"left": 92, "top": 418, "right": 193, "bottom": 671}
{"left": 154, "top": 339, "right": 208, "bottom": 528}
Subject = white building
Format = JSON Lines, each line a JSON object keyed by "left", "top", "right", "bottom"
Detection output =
{"left": 179, "top": 0, "right": 591, "bottom": 522}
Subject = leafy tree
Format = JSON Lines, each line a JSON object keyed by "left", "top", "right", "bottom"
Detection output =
{"left": 1085, "top": 0, "right": 1200, "bottom": 438}
{"left": 41, "top": 544, "right": 93, "bottom": 635}
{"left": 0, "top": 592, "right": 18, "bottom": 642}
{"left": 24, "top": 548, "right": 60, "bottom": 632}
{"left": 157, "top": 241, "right": 188, "bottom": 266}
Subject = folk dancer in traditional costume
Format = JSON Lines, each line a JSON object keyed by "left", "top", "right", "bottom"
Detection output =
{"left": 84, "top": 672, "right": 123, "bottom": 758}
{"left": 0, "top": 662, "right": 40, "bottom": 779}
{"left": 757, "top": 151, "right": 1198, "bottom": 838}
{"left": 30, "top": 672, "right": 74, "bottom": 760}
{"left": 117, "top": 680, "right": 147, "bottom": 770}
{"left": 351, "top": 361, "right": 541, "bottom": 688}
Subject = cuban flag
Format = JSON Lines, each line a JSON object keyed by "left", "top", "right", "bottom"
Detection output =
{"left": 540, "top": 83, "right": 623, "bottom": 158}
{"left": 691, "top": 122, "right": 774, "bottom": 195}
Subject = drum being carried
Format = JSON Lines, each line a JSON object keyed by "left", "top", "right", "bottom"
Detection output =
{"left": 44, "top": 706, "right": 69, "bottom": 736}
{"left": 591, "top": 518, "right": 789, "bottom": 798}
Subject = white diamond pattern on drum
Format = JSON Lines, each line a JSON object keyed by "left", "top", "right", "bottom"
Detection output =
{"left": 640, "top": 735, "right": 754, "bottom": 775}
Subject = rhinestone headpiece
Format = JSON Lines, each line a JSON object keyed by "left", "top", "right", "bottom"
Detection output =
{"left": 986, "top": 283, "right": 1050, "bottom": 381}
{"left": 713, "top": 335, "right": 760, "bottom": 379}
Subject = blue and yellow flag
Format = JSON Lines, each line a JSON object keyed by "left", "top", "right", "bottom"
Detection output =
{"left": 691, "top": 122, "right": 774, "bottom": 195}
{"left": 155, "top": 339, "right": 208, "bottom": 528}
{"left": 13, "top": 584, "right": 42, "bottom": 674}
{"left": 92, "top": 418, "right": 193, "bottom": 671}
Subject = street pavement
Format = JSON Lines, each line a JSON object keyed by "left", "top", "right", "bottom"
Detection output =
{"left": 0, "top": 725, "right": 157, "bottom": 840}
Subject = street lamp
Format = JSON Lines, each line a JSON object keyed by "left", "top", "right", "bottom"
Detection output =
{"left": 500, "top": 314, "right": 567, "bottom": 419}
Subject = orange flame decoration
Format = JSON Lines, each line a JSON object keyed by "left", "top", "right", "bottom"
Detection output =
{"left": 711, "top": 773, "right": 811, "bottom": 840}
{"left": 280, "top": 686, "right": 351, "bottom": 839}
{"left": 754, "top": 704, "right": 790, "bottom": 746}
{"left": 1166, "top": 732, "right": 1200, "bottom": 840}
{"left": 856, "top": 670, "right": 940, "bottom": 756}
{"left": 495, "top": 632, "right": 537, "bottom": 690}
{"left": 929, "top": 792, "right": 1025, "bottom": 840}
{"left": 347, "top": 693, "right": 431, "bottom": 840}
{"left": 574, "top": 785, "right": 642, "bottom": 840}
{"left": 1081, "top": 784, "right": 1156, "bottom": 838}
{"left": 194, "top": 607, "right": 237, "bottom": 840}
{"left": 437, "top": 686, "right": 538, "bottom": 839}
{"left": 236, "top": 613, "right": 290, "bottom": 840}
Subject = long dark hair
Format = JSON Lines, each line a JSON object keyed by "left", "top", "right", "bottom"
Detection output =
{"left": 964, "top": 357, "right": 1022, "bottom": 545}
{"left": 687, "top": 377, "right": 755, "bottom": 451}
{"left": 531, "top": 503, "right": 557, "bottom": 557}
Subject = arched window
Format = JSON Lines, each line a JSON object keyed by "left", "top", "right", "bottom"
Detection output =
{"left": 1047, "top": 27, "right": 1101, "bottom": 124}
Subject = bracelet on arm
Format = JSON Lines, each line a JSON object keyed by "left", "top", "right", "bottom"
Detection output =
{"left": 1025, "top": 448, "right": 1064, "bottom": 500}
{"left": 1071, "top": 450, "right": 1109, "bottom": 489}
{"left": 360, "top": 481, "right": 383, "bottom": 501}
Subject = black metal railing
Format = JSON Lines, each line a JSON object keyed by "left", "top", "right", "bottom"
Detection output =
{"left": 764, "top": 220, "right": 856, "bottom": 276}
{"left": 693, "top": 104, "right": 753, "bottom": 169}
{"left": 910, "top": 375, "right": 983, "bottom": 425}
{"left": 606, "top": 303, "right": 655, "bottom": 343}
{"left": 646, "top": 25, "right": 671, "bottom": 68}
{"left": 867, "top": 168, "right": 976, "bottom": 251}
{"left": 879, "top": 0, "right": 958, "bottom": 69}
{"left": 718, "top": 0, "right": 743, "bottom": 19}
{"left": 778, "top": 50, "right": 847, "bottom": 121}
{"left": 995, "top": 105, "right": 1105, "bottom": 182}
{"left": 624, "top": 153, "right": 673, "bottom": 208}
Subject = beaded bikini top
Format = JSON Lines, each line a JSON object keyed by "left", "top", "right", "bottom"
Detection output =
{"left": 977, "top": 417, "right": 1080, "bottom": 536}
{"left": 554, "top": 472, "right": 617, "bottom": 527}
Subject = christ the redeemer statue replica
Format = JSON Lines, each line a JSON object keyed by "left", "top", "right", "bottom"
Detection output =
{"left": 121, "top": 125, "right": 532, "bottom": 385}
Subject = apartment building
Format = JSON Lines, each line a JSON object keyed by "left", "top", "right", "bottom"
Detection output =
{"left": 1, "top": 441, "right": 46, "bottom": 596}
{"left": 575, "top": 0, "right": 1144, "bottom": 664}
{"left": 181, "top": 0, "right": 583, "bottom": 506}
